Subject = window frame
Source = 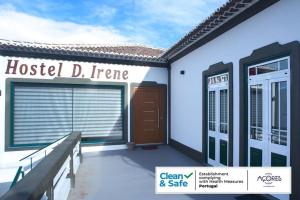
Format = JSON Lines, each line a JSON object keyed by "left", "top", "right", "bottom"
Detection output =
{"left": 5, "top": 78, "right": 128, "bottom": 151}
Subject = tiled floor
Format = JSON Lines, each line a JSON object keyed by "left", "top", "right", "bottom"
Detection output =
{"left": 67, "top": 145, "right": 240, "bottom": 200}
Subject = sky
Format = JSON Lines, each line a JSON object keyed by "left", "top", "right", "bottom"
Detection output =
{"left": 0, "top": 0, "right": 227, "bottom": 49}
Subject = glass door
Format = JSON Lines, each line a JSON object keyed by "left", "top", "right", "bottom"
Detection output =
{"left": 248, "top": 57, "right": 290, "bottom": 167}
{"left": 207, "top": 73, "right": 229, "bottom": 166}
{"left": 248, "top": 80, "right": 267, "bottom": 166}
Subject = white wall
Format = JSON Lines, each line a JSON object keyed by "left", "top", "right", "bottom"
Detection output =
{"left": 170, "top": 0, "right": 300, "bottom": 166}
{"left": 0, "top": 56, "right": 168, "bottom": 170}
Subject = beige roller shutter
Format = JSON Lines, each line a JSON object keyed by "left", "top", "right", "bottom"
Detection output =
{"left": 73, "top": 87, "right": 123, "bottom": 140}
{"left": 12, "top": 83, "right": 124, "bottom": 147}
{"left": 13, "top": 85, "right": 73, "bottom": 145}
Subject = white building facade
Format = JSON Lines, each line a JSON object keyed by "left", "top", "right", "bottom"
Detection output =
{"left": 164, "top": 0, "right": 300, "bottom": 199}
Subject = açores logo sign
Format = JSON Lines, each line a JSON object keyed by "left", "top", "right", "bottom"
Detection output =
{"left": 257, "top": 173, "right": 282, "bottom": 187}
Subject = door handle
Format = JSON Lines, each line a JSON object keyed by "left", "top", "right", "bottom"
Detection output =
{"left": 158, "top": 108, "right": 160, "bottom": 129}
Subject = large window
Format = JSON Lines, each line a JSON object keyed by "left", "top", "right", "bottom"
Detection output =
{"left": 11, "top": 82, "right": 124, "bottom": 147}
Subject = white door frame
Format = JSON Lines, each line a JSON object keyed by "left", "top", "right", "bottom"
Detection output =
{"left": 247, "top": 57, "right": 290, "bottom": 167}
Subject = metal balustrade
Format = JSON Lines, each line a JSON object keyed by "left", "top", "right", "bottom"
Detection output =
{"left": 10, "top": 133, "right": 72, "bottom": 187}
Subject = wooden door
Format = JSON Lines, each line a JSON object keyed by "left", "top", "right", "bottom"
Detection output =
{"left": 133, "top": 86, "right": 165, "bottom": 144}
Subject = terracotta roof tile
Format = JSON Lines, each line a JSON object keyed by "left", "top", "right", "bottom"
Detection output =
{"left": 162, "top": 0, "right": 259, "bottom": 59}
{"left": 0, "top": 40, "right": 167, "bottom": 63}
{"left": 58, "top": 45, "right": 164, "bottom": 58}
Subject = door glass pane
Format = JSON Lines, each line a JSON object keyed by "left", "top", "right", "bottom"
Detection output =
{"left": 257, "top": 85, "right": 263, "bottom": 128}
{"left": 250, "top": 85, "right": 263, "bottom": 140}
{"left": 257, "top": 62, "right": 278, "bottom": 74}
{"left": 271, "top": 130, "right": 280, "bottom": 144}
{"left": 249, "top": 67, "right": 257, "bottom": 76}
{"left": 279, "top": 81, "right": 287, "bottom": 146}
{"left": 271, "top": 81, "right": 287, "bottom": 146}
{"left": 280, "top": 131, "right": 287, "bottom": 146}
{"left": 280, "top": 82, "right": 287, "bottom": 130}
{"left": 248, "top": 59, "right": 288, "bottom": 76}
{"left": 250, "top": 128, "right": 262, "bottom": 140}
{"left": 271, "top": 82, "right": 279, "bottom": 130}
{"left": 208, "top": 91, "right": 216, "bottom": 131}
{"left": 279, "top": 59, "right": 288, "bottom": 70}
{"left": 220, "top": 89, "right": 228, "bottom": 134}
{"left": 250, "top": 85, "right": 256, "bottom": 127}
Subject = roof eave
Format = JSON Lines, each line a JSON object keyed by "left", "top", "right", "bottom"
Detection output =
{"left": 162, "top": 0, "right": 279, "bottom": 63}
{"left": 0, "top": 47, "right": 168, "bottom": 68}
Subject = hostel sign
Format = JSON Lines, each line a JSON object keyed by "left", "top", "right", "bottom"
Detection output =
{"left": 5, "top": 59, "right": 129, "bottom": 81}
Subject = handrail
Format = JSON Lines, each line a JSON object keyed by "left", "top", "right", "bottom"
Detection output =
{"left": 20, "top": 133, "right": 71, "bottom": 161}
{"left": 0, "top": 132, "right": 81, "bottom": 200}
{"left": 9, "top": 167, "right": 24, "bottom": 189}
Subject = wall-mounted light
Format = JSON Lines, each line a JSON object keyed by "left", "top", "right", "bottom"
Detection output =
{"left": 180, "top": 70, "right": 185, "bottom": 75}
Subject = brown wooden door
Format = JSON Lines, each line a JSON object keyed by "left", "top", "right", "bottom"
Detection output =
{"left": 133, "top": 86, "right": 165, "bottom": 144}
